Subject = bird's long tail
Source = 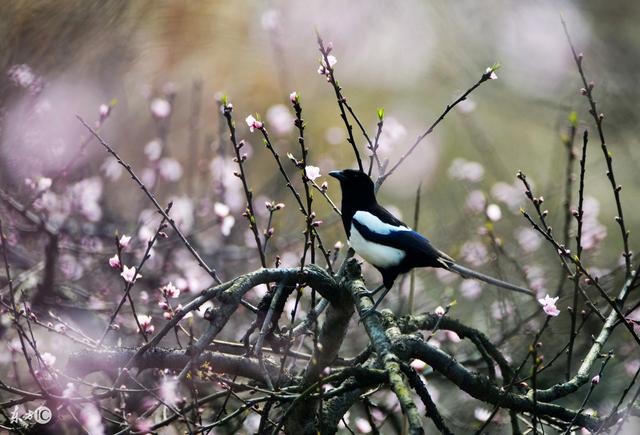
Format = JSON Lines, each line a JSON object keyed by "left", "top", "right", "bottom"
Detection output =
{"left": 446, "top": 261, "right": 534, "bottom": 296}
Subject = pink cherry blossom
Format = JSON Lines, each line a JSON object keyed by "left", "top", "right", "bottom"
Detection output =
{"left": 137, "top": 314, "right": 154, "bottom": 334}
{"left": 447, "top": 158, "right": 484, "bottom": 183}
{"left": 221, "top": 215, "right": 235, "bottom": 236}
{"left": 591, "top": 374, "right": 600, "bottom": 385}
{"left": 108, "top": 254, "right": 121, "bottom": 269}
{"left": 465, "top": 190, "right": 486, "bottom": 213}
{"left": 485, "top": 67, "right": 498, "bottom": 80}
{"left": 121, "top": 265, "right": 141, "bottom": 283}
{"left": 144, "top": 139, "right": 162, "bottom": 161}
{"left": 538, "top": 294, "right": 560, "bottom": 317}
{"left": 80, "top": 403, "right": 105, "bottom": 435}
{"left": 305, "top": 165, "right": 321, "bottom": 181}
{"left": 245, "top": 115, "right": 263, "bottom": 132}
{"left": 161, "top": 282, "right": 180, "bottom": 298}
{"left": 158, "top": 157, "right": 183, "bottom": 181}
{"left": 118, "top": 235, "right": 131, "bottom": 249}
{"left": 435, "top": 306, "right": 446, "bottom": 317}
{"left": 410, "top": 359, "right": 427, "bottom": 372}
{"left": 486, "top": 203, "right": 502, "bottom": 222}
{"left": 474, "top": 407, "right": 492, "bottom": 421}
{"left": 289, "top": 91, "right": 298, "bottom": 103}
{"left": 99, "top": 104, "right": 110, "bottom": 119}
{"left": 41, "top": 352, "right": 56, "bottom": 367}
{"left": 160, "top": 378, "right": 180, "bottom": 406}
{"left": 214, "top": 202, "right": 230, "bottom": 218}
{"left": 150, "top": 97, "right": 171, "bottom": 118}
{"left": 266, "top": 104, "right": 294, "bottom": 135}
{"left": 317, "top": 55, "right": 337, "bottom": 75}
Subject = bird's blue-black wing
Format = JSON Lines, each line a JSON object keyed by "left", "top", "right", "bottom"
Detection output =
{"left": 351, "top": 218, "right": 449, "bottom": 267}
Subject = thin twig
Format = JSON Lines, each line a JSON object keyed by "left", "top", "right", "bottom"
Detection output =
{"left": 316, "top": 33, "right": 364, "bottom": 172}
{"left": 561, "top": 18, "right": 632, "bottom": 278}
{"left": 376, "top": 66, "right": 498, "bottom": 189}
{"left": 77, "top": 116, "right": 222, "bottom": 283}
{"left": 221, "top": 102, "right": 267, "bottom": 267}
{"left": 566, "top": 129, "right": 588, "bottom": 382}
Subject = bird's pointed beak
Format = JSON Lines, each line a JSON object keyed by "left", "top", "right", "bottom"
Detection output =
{"left": 329, "top": 170, "right": 345, "bottom": 181}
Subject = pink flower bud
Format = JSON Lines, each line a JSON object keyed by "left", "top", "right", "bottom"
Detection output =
{"left": 99, "top": 104, "right": 111, "bottom": 119}
{"left": 150, "top": 98, "right": 171, "bottom": 119}
{"left": 121, "top": 265, "right": 141, "bottom": 283}
{"left": 245, "top": 115, "right": 263, "bottom": 132}
{"left": 118, "top": 235, "right": 131, "bottom": 249}
{"left": 109, "top": 254, "right": 121, "bottom": 269}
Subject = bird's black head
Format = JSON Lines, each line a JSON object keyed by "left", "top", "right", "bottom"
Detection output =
{"left": 329, "top": 169, "right": 376, "bottom": 210}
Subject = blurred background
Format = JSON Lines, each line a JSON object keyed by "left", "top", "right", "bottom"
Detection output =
{"left": 2, "top": 0, "right": 640, "bottom": 433}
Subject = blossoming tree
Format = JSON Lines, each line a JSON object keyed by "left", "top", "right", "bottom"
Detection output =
{"left": 1, "top": 21, "right": 640, "bottom": 435}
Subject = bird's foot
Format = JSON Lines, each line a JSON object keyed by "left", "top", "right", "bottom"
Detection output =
{"left": 358, "top": 307, "right": 382, "bottom": 322}
{"left": 355, "top": 285, "right": 385, "bottom": 300}
{"left": 355, "top": 289, "right": 377, "bottom": 302}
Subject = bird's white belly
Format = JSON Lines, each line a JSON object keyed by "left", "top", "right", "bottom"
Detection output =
{"left": 349, "top": 226, "right": 405, "bottom": 268}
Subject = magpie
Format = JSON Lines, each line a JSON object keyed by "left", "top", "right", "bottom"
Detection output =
{"left": 329, "top": 169, "right": 533, "bottom": 314}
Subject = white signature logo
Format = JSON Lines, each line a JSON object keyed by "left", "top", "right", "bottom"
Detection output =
{"left": 10, "top": 405, "right": 52, "bottom": 425}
